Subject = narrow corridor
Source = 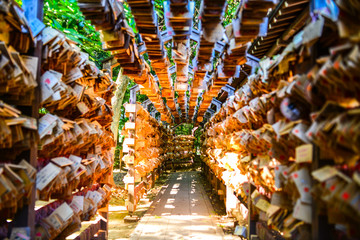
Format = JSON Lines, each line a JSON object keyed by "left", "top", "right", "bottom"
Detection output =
{"left": 130, "top": 172, "right": 224, "bottom": 240}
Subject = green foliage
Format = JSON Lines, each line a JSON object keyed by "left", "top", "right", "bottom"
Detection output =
{"left": 171, "top": 72, "right": 176, "bottom": 85}
{"left": 123, "top": 1, "right": 138, "bottom": 34}
{"left": 154, "top": 0, "right": 166, "bottom": 32}
{"left": 43, "top": 0, "right": 110, "bottom": 67}
{"left": 122, "top": 80, "right": 148, "bottom": 108}
{"left": 39, "top": 108, "right": 49, "bottom": 115}
{"left": 174, "top": 123, "right": 193, "bottom": 135}
{"left": 222, "top": 0, "right": 241, "bottom": 27}
{"left": 112, "top": 65, "right": 121, "bottom": 81}
{"left": 165, "top": 41, "right": 175, "bottom": 66}
{"left": 188, "top": 73, "right": 193, "bottom": 86}
{"left": 211, "top": 52, "right": 221, "bottom": 73}
{"left": 193, "top": 127, "right": 203, "bottom": 153}
{"left": 142, "top": 53, "right": 157, "bottom": 76}
{"left": 193, "top": 0, "right": 201, "bottom": 30}
{"left": 113, "top": 146, "right": 123, "bottom": 169}
{"left": 189, "top": 39, "right": 198, "bottom": 66}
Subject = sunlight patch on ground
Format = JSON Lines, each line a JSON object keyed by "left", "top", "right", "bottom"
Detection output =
{"left": 165, "top": 204, "right": 176, "bottom": 209}
{"left": 170, "top": 188, "right": 179, "bottom": 194}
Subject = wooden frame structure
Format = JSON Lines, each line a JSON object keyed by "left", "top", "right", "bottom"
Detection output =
{"left": 9, "top": 1, "right": 44, "bottom": 239}
{"left": 123, "top": 85, "right": 165, "bottom": 219}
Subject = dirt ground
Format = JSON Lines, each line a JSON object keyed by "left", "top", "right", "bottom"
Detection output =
{"left": 197, "top": 171, "right": 242, "bottom": 239}
{"left": 106, "top": 164, "right": 241, "bottom": 239}
{"left": 107, "top": 170, "right": 170, "bottom": 240}
{"left": 66, "top": 162, "right": 241, "bottom": 239}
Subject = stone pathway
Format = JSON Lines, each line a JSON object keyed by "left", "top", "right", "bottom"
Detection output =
{"left": 130, "top": 171, "right": 224, "bottom": 240}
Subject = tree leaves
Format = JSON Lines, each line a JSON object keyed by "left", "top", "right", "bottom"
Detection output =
{"left": 222, "top": 0, "right": 241, "bottom": 27}
{"left": 123, "top": 2, "right": 138, "bottom": 34}
{"left": 43, "top": 0, "right": 110, "bottom": 68}
{"left": 174, "top": 123, "right": 193, "bottom": 135}
{"left": 154, "top": 0, "right": 166, "bottom": 31}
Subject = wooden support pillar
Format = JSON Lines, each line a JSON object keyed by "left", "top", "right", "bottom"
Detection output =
{"left": 125, "top": 110, "right": 136, "bottom": 216}
{"left": 311, "top": 145, "right": 334, "bottom": 240}
{"left": 11, "top": 1, "right": 44, "bottom": 239}
{"left": 161, "top": 162, "right": 165, "bottom": 174}
{"left": 124, "top": 85, "right": 140, "bottom": 221}
{"left": 207, "top": 168, "right": 212, "bottom": 183}
{"left": 151, "top": 169, "right": 156, "bottom": 188}
{"left": 219, "top": 181, "right": 226, "bottom": 203}
{"left": 202, "top": 163, "right": 206, "bottom": 177}
{"left": 226, "top": 185, "right": 238, "bottom": 215}
{"left": 214, "top": 175, "right": 218, "bottom": 193}
{"left": 102, "top": 57, "right": 119, "bottom": 79}
{"left": 126, "top": 169, "right": 136, "bottom": 215}
{"left": 214, "top": 177, "right": 219, "bottom": 195}
{"left": 245, "top": 53, "right": 260, "bottom": 75}
{"left": 97, "top": 204, "right": 108, "bottom": 239}
{"left": 247, "top": 184, "right": 257, "bottom": 240}
{"left": 206, "top": 168, "right": 210, "bottom": 183}
{"left": 155, "top": 167, "right": 159, "bottom": 181}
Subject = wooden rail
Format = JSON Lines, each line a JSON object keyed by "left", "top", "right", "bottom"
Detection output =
{"left": 74, "top": 216, "right": 107, "bottom": 240}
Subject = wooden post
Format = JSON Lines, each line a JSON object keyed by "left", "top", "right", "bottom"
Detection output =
{"left": 204, "top": 164, "right": 207, "bottom": 179}
{"left": 226, "top": 185, "right": 238, "bottom": 215}
{"left": 219, "top": 181, "right": 226, "bottom": 203}
{"left": 214, "top": 177, "right": 219, "bottom": 196}
{"left": 247, "top": 184, "right": 257, "bottom": 240}
{"left": 102, "top": 57, "right": 119, "bottom": 79}
{"left": 212, "top": 173, "right": 218, "bottom": 194}
{"left": 124, "top": 85, "right": 140, "bottom": 221}
{"left": 207, "top": 167, "right": 211, "bottom": 183}
{"left": 311, "top": 145, "right": 334, "bottom": 240}
{"left": 151, "top": 169, "right": 156, "bottom": 188}
{"left": 159, "top": 163, "right": 163, "bottom": 176}
{"left": 11, "top": 1, "right": 43, "bottom": 238}
{"left": 97, "top": 204, "right": 109, "bottom": 239}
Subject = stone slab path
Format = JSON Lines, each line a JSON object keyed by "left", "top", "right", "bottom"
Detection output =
{"left": 130, "top": 171, "right": 224, "bottom": 240}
